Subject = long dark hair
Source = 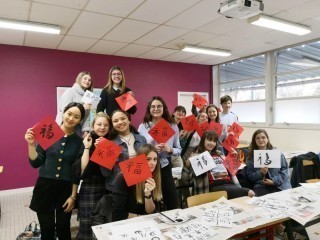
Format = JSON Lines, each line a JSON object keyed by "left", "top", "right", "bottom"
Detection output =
{"left": 143, "top": 96, "right": 173, "bottom": 128}
{"left": 109, "top": 109, "right": 138, "bottom": 139}
{"left": 196, "top": 130, "right": 219, "bottom": 155}
{"left": 248, "top": 129, "right": 273, "bottom": 160}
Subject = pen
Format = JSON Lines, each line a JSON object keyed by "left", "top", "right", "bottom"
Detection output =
{"left": 299, "top": 196, "right": 311, "bottom": 202}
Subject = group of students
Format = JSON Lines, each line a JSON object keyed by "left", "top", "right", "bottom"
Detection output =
{"left": 24, "top": 66, "right": 292, "bottom": 240}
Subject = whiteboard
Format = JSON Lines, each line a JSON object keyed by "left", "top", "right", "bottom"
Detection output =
{"left": 177, "top": 91, "right": 209, "bottom": 115}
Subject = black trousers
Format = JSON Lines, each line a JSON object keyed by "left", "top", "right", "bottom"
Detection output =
{"left": 37, "top": 210, "right": 72, "bottom": 240}
{"left": 161, "top": 163, "right": 178, "bottom": 210}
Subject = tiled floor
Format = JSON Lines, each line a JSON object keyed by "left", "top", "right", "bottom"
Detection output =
{"left": 0, "top": 188, "right": 319, "bottom": 240}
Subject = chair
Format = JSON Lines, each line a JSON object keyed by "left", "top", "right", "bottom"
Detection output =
{"left": 186, "top": 191, "right": 227, "bottom": 207}
{"left": 302, "top": 159, "right": 320, "bottom": 183}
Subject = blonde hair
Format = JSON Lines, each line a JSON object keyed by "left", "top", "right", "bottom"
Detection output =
{"left": 91, "top": 112, "right": 110, "bottom": 128}
{"left": 105, "top": 66, "right": 126, "bottom": 94}
{"left": 135, "top": 144, "right": 162, "bottom": 204}
{"left": 75, "top": 71, "right": 93, "bottom": 91}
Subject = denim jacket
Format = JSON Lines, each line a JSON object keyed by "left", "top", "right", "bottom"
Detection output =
{"left": 100, "top": 132, "right": 146, "bottom": 192}
{"left": 246, "top": 152, "right": 292, "bottom": 191}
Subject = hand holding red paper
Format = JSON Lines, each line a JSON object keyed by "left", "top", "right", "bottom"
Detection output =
{"left": 192, "top": 93, "right": 208, "bottom": 110}
{"left": 90, "top": 138, "right": 122, "bottom": 170}
{"left": 148, "top": 118, "right": 175, "bottom": 143}
{"left": 32, "top": 116, "right": 65, "bottom": 150}
{"left": 180, "top": 115, "right": 198, "bottom": 131}
{"left": 115, "top": 92, "right": 137, "bottom": 111}
{"left": 119, "top": 154, "right": 152, "bottom": 186}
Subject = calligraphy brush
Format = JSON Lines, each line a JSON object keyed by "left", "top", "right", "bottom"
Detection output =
{"left": 155, "top": 209, "right": 182, "bottom": 223}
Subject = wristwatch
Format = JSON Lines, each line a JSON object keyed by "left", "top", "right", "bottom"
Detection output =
{"left": 144, "top": 194, "right": 152, "bottom": 199}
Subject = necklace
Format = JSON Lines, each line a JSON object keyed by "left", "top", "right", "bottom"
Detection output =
{"left": 120, "top": 133, "right": 132, "bottom": 145}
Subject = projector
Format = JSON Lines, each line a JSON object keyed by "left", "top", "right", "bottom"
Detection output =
{"left": 219, "top": 0, "right": 264, "bottom": 19}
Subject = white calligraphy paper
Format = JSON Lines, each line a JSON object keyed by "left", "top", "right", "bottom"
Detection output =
{"left": 253, "top": 150, "right": 281, "bottom": 168}
{"left": 201, "top": 209, "right": 234, "bottom": 227}
{"left": 81, "top": 90, "right": 101, "bottom": 108}
{"left": 189, "top": 151, "right": 216, "bottom": 176}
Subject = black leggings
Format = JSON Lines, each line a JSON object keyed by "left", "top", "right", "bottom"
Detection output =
{"left": 37, "top": 210, "right": 72, "bottom": 240}
{"left": 161, "top": 163, "right": 178, "bottom": 210}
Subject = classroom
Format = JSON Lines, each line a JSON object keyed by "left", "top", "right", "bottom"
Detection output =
{"left": 0, "top": 1, "right": 320, "bottom": 240}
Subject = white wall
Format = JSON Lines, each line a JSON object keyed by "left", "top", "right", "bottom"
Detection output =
{"left": 240, "top": 127, "right": 320, "bottom": 152}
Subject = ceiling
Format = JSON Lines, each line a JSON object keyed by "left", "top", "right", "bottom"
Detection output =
{"left": 1, "top": 0, "right": 320, "bottom": 65}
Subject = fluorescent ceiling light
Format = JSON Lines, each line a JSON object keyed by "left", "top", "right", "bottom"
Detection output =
{"left": 0, "top": 18, "right": 61, "bottom": 34}
{"left": 248, "top": 14, "right": 311, "bottom": 35}
{"left": 180, "top": 44, "right": 231, "bottom": 57}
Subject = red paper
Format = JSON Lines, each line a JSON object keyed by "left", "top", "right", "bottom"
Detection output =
{"left": 222, "top": 135, "right": 239, "bottom": 152}
{"left": 209, "top": 122, "right": 223, "bottom": 137}
{"left": 91, "top": 138, "right": 122, "bottom": 170}
{"left": 180, "top": 115, "right": 198, "bottom": 131}
{"left": 148, "top": 118, "right": 175, "bottom": 143}
{"left": 115, "top": 93, "right": 137, "bottom": 111}
{"left": 32, "top": 116, "right": 65, "bottom": 150}
{"left": 119, "top": 154, "right": 152, "bottom": 187}
{"left": 196, "top": 121, "right": 210, "bottom": 138}
{"left": 223, "top": 153, "right": 241, "bottom": 176}
{"left": 192, "top": 93, "right": 208, "bottom": 109}
{"left": 228, "top": 122, "right": 244, "bottom": 137}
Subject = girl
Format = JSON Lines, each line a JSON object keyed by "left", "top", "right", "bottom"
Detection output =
{"left": 138, "top": 96, "right": 181, "bottom": 210}
{"left": 25, "top": 102, "right": 85, "bottom": 240}
{"left": 97, "top": 66, "right": 137, "bottom": 116}
{"left": 100, "top": 110, "right": 146, "bottom": 200}
{"left": 112, "top": 144, "right": 162, "bottom": 220}
{"left": 182, "top": 130, "right": 255, "bottom": 199}
{"left": 246, "top": 129, "right": 291, "bottom": 196}
{"left": 56, "top": 71, "right": 93, "bottom": 137}
{"left": 76, "top": 112, "right": 110, "bottom": 240}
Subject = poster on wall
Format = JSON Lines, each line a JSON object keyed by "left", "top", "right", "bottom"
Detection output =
{"left": 56, "top": 87, "right": 103, "bottom": 125}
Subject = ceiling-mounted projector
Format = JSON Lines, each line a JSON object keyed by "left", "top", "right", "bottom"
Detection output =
{"left": 218, "top": 0, "right": 264, "bottom": 19}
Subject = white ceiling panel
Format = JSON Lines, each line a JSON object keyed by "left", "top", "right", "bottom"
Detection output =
{"left": 0, "top": 28, "right": 24, "bottom": 45}
{"left": 199, "top": 17, "right": 248, "bottom": 35}
{"left": 160, "top": 51, "right": 196, "bottom": 62}
{"left": 33, "top": 0, "right": 88, "bottom": 9}
{"left": 114, "top": 44, "right": 154, "bottom": 58}
{"left": 68, "top": 11, "right": 122, "bottom": 38}
{"left": 128, "top": 0, "right": 199, "bottom": 24}
{"left": 182, "top": 54, "right": 217, "bottom": 64}
{"left": 25, "top": 32, "right": 64, "bottom": 49}
{"left": 286, "top": 1, "right": 320, "bottom": 19}
{"left": 88, "top": 40, "right": 127, "bottom": 55}
{"left": 0, "top": 0, "right": 30, "bottom": 20}
{"left": 58, "top": 35, "right": 97, "bottom": 52}
{"left": 262, "top": 0, "right": 311, "bottom": 11}
{"left": 138, "top": 47, "right": 178, "bottom": 60}
{"left": 103, "top": 19, "right": 158, "bottom": 43}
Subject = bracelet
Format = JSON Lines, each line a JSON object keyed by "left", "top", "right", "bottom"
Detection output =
{"left": 69, "top": 196, "right": 77, "bottom": 201}
{"left": 84, "top": 148, "right": 90, "bottom": 150}
{"left": 144, "top": 194, "right": 152, "bottom": 199}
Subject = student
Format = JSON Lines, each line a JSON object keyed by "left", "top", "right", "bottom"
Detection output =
{"left": 25, "top": 102, "right": 85, "bottom": 240}
{"left": 76, "top": 112, "right": 110, "bottom": 240}
{"left": 182, "top": 130, "right": 255, "bottom": 199}
{"left": 56, "top": 71, "right": 93, "bottom": 137}
{"left": 219, "top": 95, "right": 238, "bottom": 127}
{"left": 100, "top": 110, "right": 146, "bottom": 194}
{"left": 138, "top": 96, "right": 181, "bottom": 210}
{"left": 246, "top": 129, "right": 291, "bottom": 196}
{"left": 112, "top": 144, "right": 162, "bottom": 221}
{"left": 97, "top": 66, "right": 137, "bottom": 116}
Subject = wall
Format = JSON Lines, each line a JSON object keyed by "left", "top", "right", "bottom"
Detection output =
{"left": 0, "top": 44, "right": 211, "bottom": 191}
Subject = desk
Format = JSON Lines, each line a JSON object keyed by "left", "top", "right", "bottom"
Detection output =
{"left": 92, "top": 187, "right": 320, "bottom": 240}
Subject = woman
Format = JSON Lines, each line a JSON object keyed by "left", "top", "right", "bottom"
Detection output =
{"left": 138, "top": 96, "right": 181, "bottom": 210}
{"left": 56, "top": 71, "right": 93, "bottom": 137}
{"left": 97, "top": 66, "right": 137, "bottom": 116}
{"left": 25, "top": 102, "right": 85, "bottom": 240}
{"left": 182, "top": 130, "right": 255, "bottom": 199}
{"left": 112, "top": 144, "right": 162, "bottom": 221}
{"left": 100, "top": 110, "right": 146, "bottom": 196}
{"left": 76, "top": 112, "right": 110, "bottom": 240}
{"left": 246, "top": 129, "right": 291, "bottom": 196}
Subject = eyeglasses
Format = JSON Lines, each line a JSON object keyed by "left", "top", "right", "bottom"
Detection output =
{"left": 150, "top": 105, "right": 163, "bottom": 110}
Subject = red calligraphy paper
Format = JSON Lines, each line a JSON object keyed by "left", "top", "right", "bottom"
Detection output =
{"left": 222, "top": 135, "right": 239, "bottom": 152}
{"left": 115, "top": 92, "right": 137, "bottom": 111}
{"left": 196, "top": 121, "right": 210, "bottom": 138}
{"left": 180, "top": 114, "right": 198, "bottom": 131}
{"left": 32, "top": 116, "right": 65, "bottom": 150}
{"left": 228, "top": 122, "right": 244, "bottom": 138}
{"left": 91, "top": 138, "right": 122, "bottom": 170}
{"left": 209, "top": 122, "right": 223, "bottom": 137}
{"left": 192, "top": 93, "right": 208, "bottom": 109}
{"left": 119, "top": 154, "right": 152, "bottom": 187}
{"left": 223, "top": 153, "right": 241, "bottom": 176}
{"left": 148, "top": 118, "right": 175, "bottom": 143}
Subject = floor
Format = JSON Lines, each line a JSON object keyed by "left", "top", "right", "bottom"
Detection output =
{"left": 0, "top": 189, "right": 319, "bottom": 240}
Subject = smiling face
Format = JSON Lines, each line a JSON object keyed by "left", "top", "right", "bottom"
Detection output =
{"left": 221, "top": 100, "right": 232, "bottom": 113}
{"left": 204, "top": 137, "right": 217, "bottom": 152}
{"left": 173, "top": 110, "right": 186, "bottom": 122}
{"left": 146, "top": 151, "right": 158, "bottom": 173}
{"left": 150, "top": 99, "right": 164, "bottom": 119}
{"left": 111, "top": 111, "right": 130, "bottom": 135}
{"left": 93, "top": 116, "right": 109, "bottom": 137}
{"left": 255, "top": 132, "right": 269, "bottom": 150}
{"left": 198, "top": 112, "right": 208, "bottom": 124}
{"left": 62, "top": 106, "right": 82, "bottom": 129}
{"left": 111, "top": 69, "right": 123, "bottom": 87}
{"left": 80, "top": 74, "right": 92, "bottom": 90}
{"left": 207, "top": 106, "right": 218, "bottom": 121}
